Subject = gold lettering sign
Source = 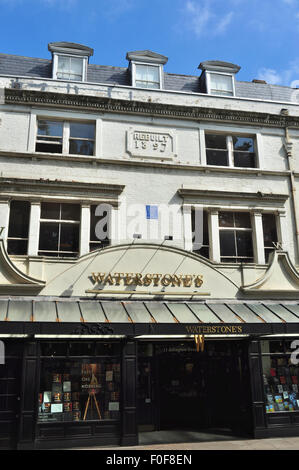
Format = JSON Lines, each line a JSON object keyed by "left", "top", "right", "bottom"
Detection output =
{"left": 185, "top": 325, "right": 243, "bottom": 334}
{"left": 90, "top": 272, "right": 203, "bottom": 288}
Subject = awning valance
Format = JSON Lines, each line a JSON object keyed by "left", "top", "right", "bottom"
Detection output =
{"left": 0, "top": 299, "right": 299, "bottom": 336}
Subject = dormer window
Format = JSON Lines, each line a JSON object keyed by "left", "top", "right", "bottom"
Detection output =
{"left": 198, "top": 60, "right": 240, "bottom": 97}
{"left": 135, "top": 64, "right": 161, "bottom": 89}
{"left": 48, "top": 42, "right": 94, "bottom": 83}
{"left": 56, "top": 55, "right": 84, "bottom": 81}
{"left": 126, "top": 50, "right": 168, "bottom": 90}
{"left": 207, "top": 72, "right": 234, "bottom": 96}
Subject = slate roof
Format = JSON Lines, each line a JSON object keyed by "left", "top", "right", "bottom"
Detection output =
{"left": 0, "top": 52, "right": 296, "bottom": 103}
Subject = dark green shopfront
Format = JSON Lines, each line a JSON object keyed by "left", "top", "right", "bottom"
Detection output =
{"left": 1, "top": 298, "right": 299, "bottom": 449}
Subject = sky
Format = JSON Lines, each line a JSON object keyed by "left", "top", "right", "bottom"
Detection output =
{"left": 0, "top": 0, "right": 299, "bottom": 86}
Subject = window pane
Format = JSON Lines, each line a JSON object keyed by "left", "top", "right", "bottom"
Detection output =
{"left": 58, "top": 56, "right": 70, "bottom": 72}
{"left": 136, "top": 65, "right": 159, "bottom": 83}
{"left": 205, "top": 134, "right": 227, "bottom": 149}
{"left": 219, "top": 212, "right": 234, "bottom": 227}
{"left": 233, "top": 137, "right": 254, "bottom": 152}
{"left": 70, "top": 57, "right": 83, "bottom": 75}
{"left": 37, "top": 120, "right": 63, "bottom": 137}
{"left": 146, "top": 66, "right": 159, "bottom": 83}
{"left": 263, "top": 214, "right": 278, "bottom": 247}
{"left": 60, "top": 224, "right": 79, "bottom": 253}
{"left": 39, "top": 223, "right": 59, "bottom": 251}
{"left": 234, "top": 212, "right": 251, "bottom": 228}
{"left": 234, "top": 151, "right": 256, "bottom": 168}
{"left": 70, "top": 123, "right": 95, "bottom": 140}
{"left": 206, "top": 150, "right": 228, "bottom": 166}
{"left": 136, "top": 65, "right": 148, "bottom": 81}
{"left": 41, "top": 203, "right": 60, "bottom": 220}
{"left": 69, "top": 140, "right": 94, "bottom": 156}
{"left": 7, "top": 240, "right": 28, "bottom": 255}
{"left": 210, "top": 73, "right": 233, "bottom": 92}
{"left": 36, "top": 142, "right": 63, "bottom": 154}
{"left": 8, "top": 201, "right": 30, "bottom": 238}
{"left": 220, "top": 230, "right": 236, "bottom": 256}
{"left": 61, "top": 204, "right": 80, "bottom": 221}
{"left": 135, "top": 65, "right": 160, "bottom": 88}
{"left": 236, "top": 231, "right": 253, "bottom": 257}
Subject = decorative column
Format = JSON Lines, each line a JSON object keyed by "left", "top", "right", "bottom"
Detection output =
{"left": 0, "top": 200, "right": 10, "bottom": 248}
{"left": 252, "top": 212, "right": 266, "bottom": 265}
{"left": 80, "top": 204, "right": 91, "bottom": 256}
{"left": 209, "top": 210, "right": 220, "bottom": 263}
{"left": 28, "top": 202, "right": 41, "bottom": 256}
{"left": 182, "top": 205, "right": 192, "bottom": 251}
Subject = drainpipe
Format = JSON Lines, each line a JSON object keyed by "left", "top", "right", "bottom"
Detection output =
{"left": 284, "top": 122, "right": 299, "bottom": 263}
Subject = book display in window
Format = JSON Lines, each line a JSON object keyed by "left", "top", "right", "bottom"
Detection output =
{"left": 263, "top": 356, "right": 299, "bottom": 413}
{"left": 38, "top": 360, "right": 121, "bottom": 423}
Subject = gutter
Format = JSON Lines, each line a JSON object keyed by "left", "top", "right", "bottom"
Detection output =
{"left": 284, "top": 125, "right": 299, "bottom": 262}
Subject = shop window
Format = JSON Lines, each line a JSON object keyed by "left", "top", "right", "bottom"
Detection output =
{"left": 262, "top": 213, "right": 278, "bottom": 263}
{"left": 205, "top": 133, "right": 256, "bottom": 168}
{"left": 207, "top": 72, "right": 234, "bottom": 96}
{"left": 134, "top": 64, "right": 161, "bottom": 89}
{"left": 55, "top": 55, "right": 85, "bottom": 81}
{"left": 7, "top": 200, "right": 30, "bottom": 255}
{"left": 219, "top": 211, "right": 253, "bottom": 263}
{"left": 261, "top": 338, "right": 299, "bottom": 414}
{"left": 38, "top": 202, "right": 80, "bottom": 258}
{"left": 38, "top": 354, "right": 121, "bottom": 423}
{"left": 36, "top": 119, "right": 95, "bottom": 156}
{"left": 191, "top": 208, "right": 209, "bottom": 259}
{"left": 89, "top": 204, "right": 111, "bottom": 252}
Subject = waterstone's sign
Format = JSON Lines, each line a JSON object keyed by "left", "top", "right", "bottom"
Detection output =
{"left": 90, "top": 272, "right": 204, "bottom": 288}
{"left": 186, "top": 325, "right": 244, "bottom": 334}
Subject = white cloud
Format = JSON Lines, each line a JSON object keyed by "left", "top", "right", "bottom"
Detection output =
{"left": 257, "top": 68, "right": 282, "bottom": 85}
{"left": 214, "top": 11, "right": 234, "bottom": 34}
{"left": 257, "top": 59, "right": 299, "bottom": 86}
{"left": 181, "top": 0, "right": 234, "bottom": 37}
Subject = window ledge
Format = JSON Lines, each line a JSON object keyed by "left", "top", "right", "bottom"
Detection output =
{"left": 0, "top": 150, "right": 291, "bottom": 177}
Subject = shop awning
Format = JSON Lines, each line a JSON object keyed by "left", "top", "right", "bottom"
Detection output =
{"left": 0, "top": 299, "right": 299, "bottom": 336}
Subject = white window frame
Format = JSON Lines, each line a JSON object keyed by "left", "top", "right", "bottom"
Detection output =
{"left": 206, "top": 71, "right": 235, "bottom": 97}
{"left": 38, "top": 202, "right": 81, "bottom": 258}
{"left": 35, "top": 118, "right": 96, "bottom": 156}
{"left": 204, "top": 131, "right": 258, "bottom": 169}
{"left": 131, "top": 61, "right": 163, "bottom": 90}
{"left": 218, "top": 211, "right": 254, "bottom": 263}
{"left": 52, "top": 53, "right": 88, "bottom": 82}
{"left": 185, "top": 204, "right": 284, "bottom": 265}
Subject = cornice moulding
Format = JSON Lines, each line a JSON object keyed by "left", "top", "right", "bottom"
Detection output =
{"left": 177, "top": 188, "right": 289, "bottom": 204}
{"left": 5, "top": 88, "right": 299, "bottom": 128}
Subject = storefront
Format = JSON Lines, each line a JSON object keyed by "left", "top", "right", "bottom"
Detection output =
{"left": 1, "top": 242, "right": 299, "bottom": 449}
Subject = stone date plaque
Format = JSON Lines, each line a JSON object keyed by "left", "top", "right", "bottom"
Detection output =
{"left": 127, "top": 127, "right": 177, "bottom": 160}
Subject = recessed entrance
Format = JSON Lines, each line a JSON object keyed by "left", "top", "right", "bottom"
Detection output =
{"left": 137, "top": 340, "right": 253, "bottom": 441}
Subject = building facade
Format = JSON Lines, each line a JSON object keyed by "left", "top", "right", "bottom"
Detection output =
{"left": 0, "top": 42, "right": 299, "bottom": 448}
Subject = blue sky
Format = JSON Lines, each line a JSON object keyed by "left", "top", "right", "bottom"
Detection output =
{"left": 0, "top": 0, "right": 298, "bottom": 86}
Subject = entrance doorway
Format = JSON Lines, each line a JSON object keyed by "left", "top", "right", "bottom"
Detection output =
{"left": 137, "top": 340, "right": 252, "bottom": 438}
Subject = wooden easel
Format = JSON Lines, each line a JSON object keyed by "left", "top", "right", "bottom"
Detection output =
{"left": 83, "top": 372, "right": 102, "bottom": 420}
